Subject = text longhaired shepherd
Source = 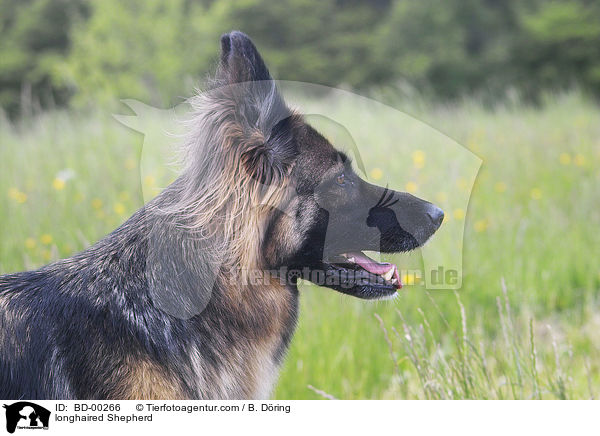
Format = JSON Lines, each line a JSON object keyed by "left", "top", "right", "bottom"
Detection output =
{"left": 0, "top": 32, "right": 443, "bottom": 399}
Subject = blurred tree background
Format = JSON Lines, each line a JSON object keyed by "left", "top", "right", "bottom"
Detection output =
{"left": 1, "top": 0, "right": 599, "bottom": 116}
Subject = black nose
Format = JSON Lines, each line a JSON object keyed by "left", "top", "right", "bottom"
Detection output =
{"left": 427, "top": 205, "right": 444, "bottom": 229}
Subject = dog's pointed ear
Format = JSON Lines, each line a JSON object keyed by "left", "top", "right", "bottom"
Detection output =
{"left": 218, "top": 31, "right": 272, "bottom": 84}
{"left": 210, "top": 31, "right": 296, "bottom": 186}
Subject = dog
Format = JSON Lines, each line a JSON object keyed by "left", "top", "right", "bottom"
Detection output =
{"left": 0, "top": 31, "right": 443, "bottom": 399}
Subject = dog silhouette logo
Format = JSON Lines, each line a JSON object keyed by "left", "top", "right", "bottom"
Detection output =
{"left": 3, "top": 402, "right": 50, "bottom": 433}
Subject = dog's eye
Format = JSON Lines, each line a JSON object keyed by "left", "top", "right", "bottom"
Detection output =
{"left": 336, "top": 173, "right": 346, "bottom": 186}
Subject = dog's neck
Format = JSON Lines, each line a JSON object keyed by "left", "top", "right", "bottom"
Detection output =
{"left": 186, "top": 278, "right": 299, "bottom": 399}
{"left": 87, "top": 191, "right": 300, "bottom": 399}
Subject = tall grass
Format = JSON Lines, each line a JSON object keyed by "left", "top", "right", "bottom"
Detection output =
{"left": 372, "top": 281, "right": 586, "bottom": 400}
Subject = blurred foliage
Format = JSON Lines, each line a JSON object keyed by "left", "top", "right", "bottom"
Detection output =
{"left": 516, "top": 1, "right": 600, "bottom": 99}
{"left": 1, "top": 0, "right": 600, "bottom": 115}
{"left": 63, "top": 0, "right": 220, "bottom": 108}
{"left": 0, "top": 0, "right": 87, "bottom": 115}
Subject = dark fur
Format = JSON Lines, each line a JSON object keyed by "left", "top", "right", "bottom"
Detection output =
{"left": 0, "top": 31, "right": 443, "bottom": 399}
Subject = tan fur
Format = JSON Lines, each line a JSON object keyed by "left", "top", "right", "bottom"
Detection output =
{"left": 173, "top": 89, "right": 302, "bottom": 271}
{"left": 157, "top": 84, "right": 301, "bottom": 399}
{"left": 118, "top": 358, "right": 186, "bottom": 400}
{"left": 219, "top": 276, "right": 295, "bottom": 398}
{"left": 246, "top": 317, "right": 286, "bottom": 399}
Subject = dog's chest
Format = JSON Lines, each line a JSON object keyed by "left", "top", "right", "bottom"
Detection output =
{"left": 188, "top": 283, "right": 298, "bottom": 399}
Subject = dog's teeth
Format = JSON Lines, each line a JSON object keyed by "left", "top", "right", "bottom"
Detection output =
{"left": 382, "top": 266, "right": 395, "bottom": 281}
{"left": 391, "top": 278, "right": 398, "bottom": 284}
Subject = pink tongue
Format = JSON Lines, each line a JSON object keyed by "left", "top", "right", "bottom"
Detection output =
{"left": 345, "top": 252, "right": 402, "bottom": 289}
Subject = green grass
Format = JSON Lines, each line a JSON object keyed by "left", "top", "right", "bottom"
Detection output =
{"left": 1, "top": 92, "right": 599, "bottom": 399}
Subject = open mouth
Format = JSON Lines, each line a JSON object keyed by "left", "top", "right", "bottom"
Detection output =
{"left": 320, "top": 251, "right": 402, "bottom": 300}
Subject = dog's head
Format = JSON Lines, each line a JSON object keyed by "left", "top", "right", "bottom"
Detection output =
{"left": 190, "top": 31, "right": 443, "bottom": 300}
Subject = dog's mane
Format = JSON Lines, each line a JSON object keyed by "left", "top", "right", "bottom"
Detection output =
{"left": 159, "top": 72, "right": 301, "bottom": 271}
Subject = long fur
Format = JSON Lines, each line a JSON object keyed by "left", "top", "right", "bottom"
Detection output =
{"left": 0, "top": 31, "right": 300, "bottom": 400}
{"left": 0, "top": 31, "right": 444, "bottom": 400}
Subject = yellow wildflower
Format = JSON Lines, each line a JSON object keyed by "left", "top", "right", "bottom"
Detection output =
{"left": 405, "top": 181, "right": 418, "bottom": 194}
{"left": 91, "top": 198, "right": 103, "bottom": 210}
{"left": 412, "top": 150, "right": 425, "bottom": 169}
{"left": 25, "top": 238, "right": 36, "bottom": 249}
{"left": 114, "top": 203, "right": 126, "bottom": 215}
{"left": 559, "top": 153, "right": 571, "bottom": 165}
{"left": 494, "top": 182, "right": 507, "bottom": 193}
{"left": 474, "top": 219, "right": 489, "bottom": 233}
{"left": 574, "top": 153, "right": 586, "bottom": 166}
{"left": 144, "top": 175, "right": 156, "bottom": 186}
{"left": 453, "top": 208, "right": 465, "bottom": 220}
{"left": 530, "top": 188, "right": 542, "bottom": 200}
{"left": 370, "top": 167, "right": 383, "bottom": 180}
{"left": 402, "top": 273, "right": 417, "bottom": 286}
{"left": 8, "top": 187, "right": 27, "bottom": 203}
{"left": 52, "top": 178, "right": 66, "bottom": 191}
{"left": 40, "top": 234, "right": 53, "bottom": 245}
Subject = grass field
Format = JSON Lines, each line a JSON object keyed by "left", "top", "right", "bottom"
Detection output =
{"left": 1, "top": 92, "right": 599, "bottom": 399}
